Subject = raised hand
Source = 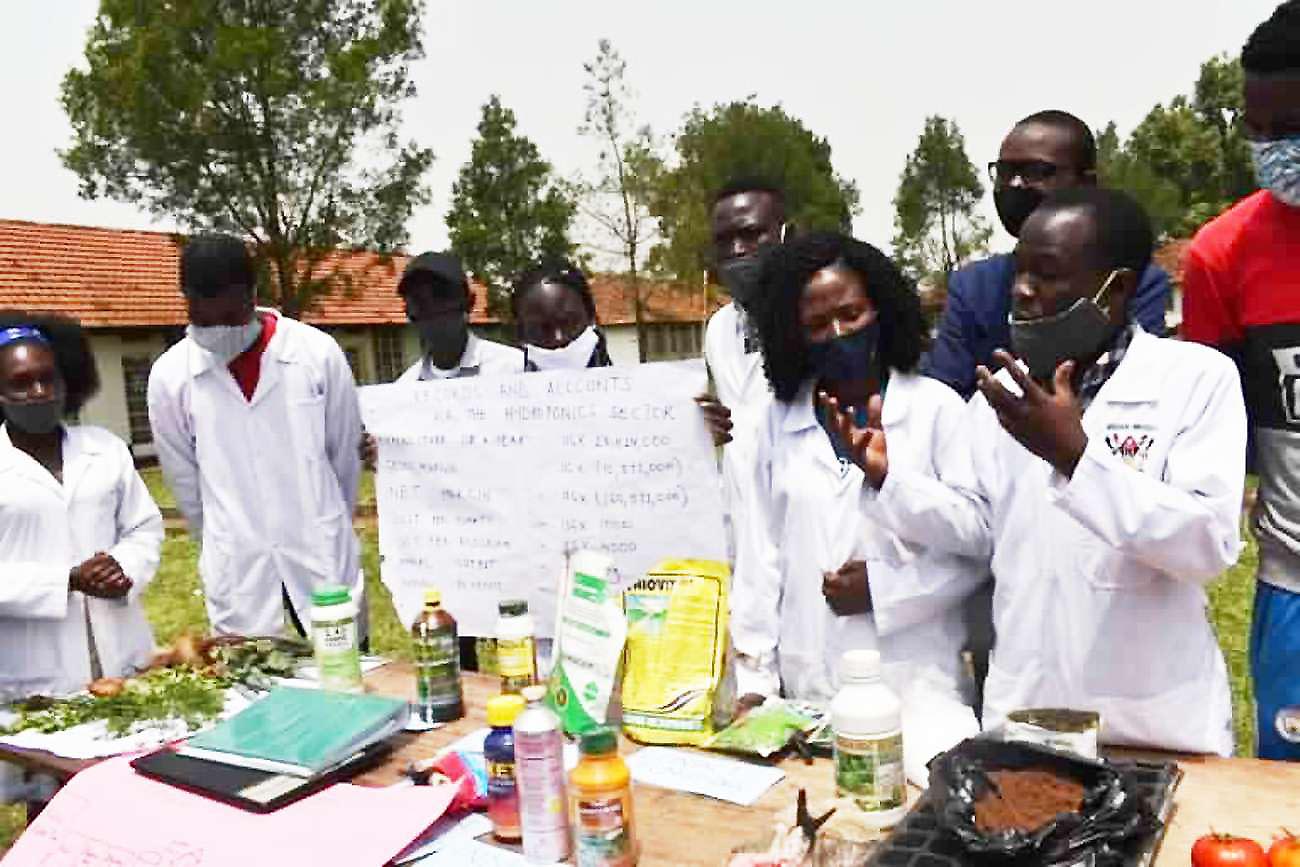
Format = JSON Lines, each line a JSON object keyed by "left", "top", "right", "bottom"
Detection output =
{"left": 817, "top": 391, "right": 887, "bottom": 487}
{"left": 976, "top": 350, "right": 1088, "bottom": 478}
{"left": 694, "top": 395, "right": 734, "bottom": 447}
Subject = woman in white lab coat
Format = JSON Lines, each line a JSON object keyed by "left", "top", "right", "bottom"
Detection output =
{"left": 0, "top": 314, "right": 163, "bottom": 808}
{"left": 732, "top": 233, "right": 985, "bottom": 733}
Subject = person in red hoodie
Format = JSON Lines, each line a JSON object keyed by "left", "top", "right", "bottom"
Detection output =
{"left": 1181, "top": 0, "right": 1300, "bottom": 760}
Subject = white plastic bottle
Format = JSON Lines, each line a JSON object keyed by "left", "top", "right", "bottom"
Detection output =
{"left": 831, "top": 649, "right": 906, "bottom": 828}
{"left": 514, "top": 685, "right": 572, "bottom": 863}
{"left": 309, "top": 585, "right": 364, "bottom": 693}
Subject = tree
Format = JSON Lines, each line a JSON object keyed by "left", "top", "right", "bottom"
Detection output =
{"left": 1096, "top": 54, "right": 1255, "bottom": 238}
{"left": 573, "top": 39, "right": 663, "bottom": 361}
{"left": 60, "top": 0, "right": 433, "bottom": 316}
{"left": 891, "top": 116, "right": 990, "bottom": 287}
{"left": 445, "top": 95, "right": 576, "bottom": 314}
{"left": 648, "top": 100, "right": 859, "bottom": 281}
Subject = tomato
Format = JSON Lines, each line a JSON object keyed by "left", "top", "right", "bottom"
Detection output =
{"left": 1268, "top": 833, "right": 1300, "bottom": 867}
{"left": 1193, "top": 835, "right": 1269, "bottom": 867}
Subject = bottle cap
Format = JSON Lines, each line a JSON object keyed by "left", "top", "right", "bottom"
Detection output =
{"left": 487, "top": 694, "right": 527, "bottom": 727}
{"left": 311, "top": 586, "right": 350, "bottom": 607}
{"left": 579, "top": 725, "right": 618, "bottom": 756}
{"left": 423, "top": 588, "right": 441, "bottom": 606}
{"left": 499, "top": 599, "right": 529, "bottom": 617}
{"left": 520, "top": 685, "right": 547, "bottom": 704}
{"left": 840, "top": 649, "right": 882, "bottom": 682}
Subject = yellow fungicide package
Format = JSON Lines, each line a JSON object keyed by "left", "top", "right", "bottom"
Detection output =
{"left": 620, "top": 559, "right": 730, "bottom": 746}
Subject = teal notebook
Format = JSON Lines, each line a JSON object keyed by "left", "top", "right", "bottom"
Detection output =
{"left": 179, "top": 687, "right": 409, "bottom": 778}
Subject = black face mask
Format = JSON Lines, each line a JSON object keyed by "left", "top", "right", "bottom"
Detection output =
{"left": 416, "top": 316, "right": 468, "bottom": 359}
{"left": 716, "top": 250, "right": 769, "bottom": 310}
{"left": 994, "top": 186, "right": 1046, "bottom": 237}
{"left": 2, "top": 395, "right": 65, "bottom": 435}
{"left": 806, "top": 321, "right": 880, "bottom": 383}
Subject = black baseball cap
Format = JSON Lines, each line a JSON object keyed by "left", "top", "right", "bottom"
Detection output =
{"left": 399, "top": 251, "right": 468, "bottom": 298}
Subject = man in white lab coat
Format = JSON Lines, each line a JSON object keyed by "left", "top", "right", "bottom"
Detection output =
{"left": 395, "top": 251, "right": 523, "bottom": 382}
{"left": 831, "top": 188, "right": 1246, "bottom": 755}
{"left": 0, "top": 313, "right": 163, "bottom": 814}
{"left": 148, "top": 235, "right": 364, "bottom": 639}
{"left": 699, "top": 178, "right": 786, "bottom": 560}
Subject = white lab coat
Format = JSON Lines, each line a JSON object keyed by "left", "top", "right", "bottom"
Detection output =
{"left": 0, "top": 425, "right": 163, "bottom": 700}
{"left": 704, "top": 303, "right": 773, "bottom": 562}
{"left": 396, "top": 332, "right": 524, "bottom": 382}
{"left": 871, "top": 329, "right": 1244, "bottom": 755}
{"left": 147, "top": 310, "right": 363, "bottom": 637}
{"left": 732, "top": 370, "right": 986, "bottom": 706}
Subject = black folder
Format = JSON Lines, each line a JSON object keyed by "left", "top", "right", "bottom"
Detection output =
{"left": 129, "top": 741, "right": 392, "bottom": 813}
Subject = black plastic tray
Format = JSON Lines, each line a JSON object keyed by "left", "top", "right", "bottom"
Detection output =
{"left": 867, "top": 760, "right": 1182, "bottom": 867}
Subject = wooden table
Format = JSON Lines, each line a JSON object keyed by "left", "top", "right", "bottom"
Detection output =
{"left": 5, "top": 663, "right": 1300, "bottom": 866}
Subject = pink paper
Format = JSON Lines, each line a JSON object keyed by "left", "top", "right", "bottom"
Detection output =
{"left": 4, "top": 755, "right": 454, "bottom": 866}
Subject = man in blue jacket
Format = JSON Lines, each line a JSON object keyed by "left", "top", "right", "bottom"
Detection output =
{"left": 924, "top": 110, "right": 1171, "bottom": 399}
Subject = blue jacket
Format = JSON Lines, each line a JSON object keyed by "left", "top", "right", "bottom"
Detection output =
{"left": 921, "top": 253, "right": 1172, "bottom": 399}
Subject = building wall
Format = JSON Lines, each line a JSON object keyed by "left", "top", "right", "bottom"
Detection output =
{"left": 78, "top": 330, "right": 173, "bottom": 457}
{"left": 602, "top": 325, "right": 642, "bottom": 365}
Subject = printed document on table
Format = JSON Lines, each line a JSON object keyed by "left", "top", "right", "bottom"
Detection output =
{"left": 625, "top": 746, "right": 785, "bottom": 806}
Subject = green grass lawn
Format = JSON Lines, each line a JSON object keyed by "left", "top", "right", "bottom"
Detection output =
{"left": 0, "top": 515, "right": 1266, "bottom": 853}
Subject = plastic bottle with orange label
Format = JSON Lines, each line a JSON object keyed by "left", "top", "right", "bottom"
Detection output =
{"left": 570, "top": 726, "right": 637, "bottom": 867}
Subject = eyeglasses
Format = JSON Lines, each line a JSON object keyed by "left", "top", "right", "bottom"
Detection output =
{"left": 988, "top": 160, "right": 1061, "bottom": 185}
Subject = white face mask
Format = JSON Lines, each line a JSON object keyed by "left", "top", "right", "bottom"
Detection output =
{"left": 525, "top": 326, "right": 601, "bottom": 371}
{"left": 188, "top": 317, "right": 263, "bottom": 363}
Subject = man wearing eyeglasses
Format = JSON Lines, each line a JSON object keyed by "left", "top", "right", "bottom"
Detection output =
{"left": 923, "top": 110, "right": 1171, "bottom": 400}
{"left": 1181, "top": 0, "right": 1300, "bottom": 761}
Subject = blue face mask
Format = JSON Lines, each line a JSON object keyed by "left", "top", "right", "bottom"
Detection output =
{"left": 806, "top": 321, "right": 880, "bottom": 383}
{"left": 1251, "top": 137, "right": 1300, "bottom": 208}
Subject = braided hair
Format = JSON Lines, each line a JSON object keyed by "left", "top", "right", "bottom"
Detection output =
{"left": 0, "top": 311, "right": 101, "bottom": 416}
{"left": 1244, "top": 0, "right": 1300, "bottom": 75}
{"left": 754, "top": 232, "right": 923, "bottom": 403}
{"left": 511, "top": 260, "right": 612, "bottom": 367}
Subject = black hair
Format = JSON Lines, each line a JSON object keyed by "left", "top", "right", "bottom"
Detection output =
{"left": 1015, "top": 109, "right": 1098, "bottom": 172}
{"left": 754, "top": 232, "right": 924, "bottom": 403}
{"left": 0, "top": 311, "right": 100, "bottom": 416}
{"left": 510, "top": 259, "right": 612, "bottom": 367}
{"left": 1243, "top": 1, "right": 1300, "bottom": 75}
{"left": 1036, "top": 187, "right": 1155, "bottom": 275}
{"left": 712, "top": 176, "right": 788, "bottom": 222}
{"left": 180, "top": 233, "right": 255, "bottom": 299}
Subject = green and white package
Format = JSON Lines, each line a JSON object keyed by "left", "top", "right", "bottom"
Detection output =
{"left": 545, "top": 551, "right": 627, "bottom": 736}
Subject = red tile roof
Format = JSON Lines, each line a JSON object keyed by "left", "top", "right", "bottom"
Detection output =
{"left": 0, "top": 219, "right": 714, "bottom": 328}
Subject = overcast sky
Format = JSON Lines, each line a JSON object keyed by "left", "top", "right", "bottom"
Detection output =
{"left": 1, "top": 0, "right": 1280, "bottom": 264}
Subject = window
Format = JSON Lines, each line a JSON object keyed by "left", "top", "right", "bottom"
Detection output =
{"left": 643, "top": 323, "right": 704, "bottom": 361}
{"left": 373, "top": 328, "right": 406, "bottom": 383}
{"left": 121, "top": 357, "right": 153, "bottom": 446}
{"left": 343, "top": 347, "right": 366, "bottom": 384}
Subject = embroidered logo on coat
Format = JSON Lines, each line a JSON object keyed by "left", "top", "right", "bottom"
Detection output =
{"left": 1105, "top": 432, "right": 1155, "bottom": 469}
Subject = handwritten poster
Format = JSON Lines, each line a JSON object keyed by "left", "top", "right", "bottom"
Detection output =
{"left": 360, "top": 360, "right": 727, "bottom": 635}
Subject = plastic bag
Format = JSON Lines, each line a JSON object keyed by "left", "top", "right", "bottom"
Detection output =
{"left": 707, "top": 698, "right": 826, "bottom": 758}
{"left": 547, "top": 551, "right": 626, "bottom": 736}
{"left": 928, "top": 738, "right": 1160, "bottom": 865}
{"left": 620, "top": 559, "right": 730, "bottom": 746}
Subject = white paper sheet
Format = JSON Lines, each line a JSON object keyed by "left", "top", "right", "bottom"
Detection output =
{"left": 0, "top": 689, "right": 251, "bottom": 760}
{"left": 360, "top": 360, "right": 727, "bottom": 635}
{"left": 625, "top": 746, "right": 785, "bottom": 806}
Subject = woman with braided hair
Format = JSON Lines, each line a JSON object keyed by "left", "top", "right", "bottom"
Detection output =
{"left": 729, "top": 232, "right": 982, "bottom": 778}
